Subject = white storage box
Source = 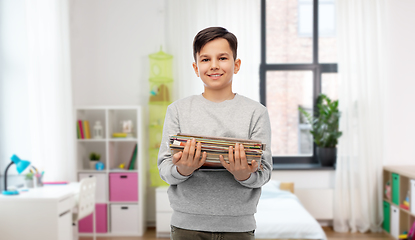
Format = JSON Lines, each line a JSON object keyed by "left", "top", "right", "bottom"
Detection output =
{"left": 156, "top": 212, "right": 172, "bottom": 234}
{"left": 156, "top": 187, "right": 173, "bottom": 237}
{"left": 110, "top": 204, "right": 139, "bottom": 233}
{"left": 156, "top": 187, "right": 172, "bottom": 212}
{"left": 391, "top": 205, "right": 399, "bottom": 238}
{"left": 79, "top": 173, "right": 107, "bottom": 203}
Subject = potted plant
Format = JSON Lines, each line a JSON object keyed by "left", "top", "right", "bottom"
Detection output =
{"left": 25, "top": 172, "right": 34, "bottom": 188}
{"left": 89, "top": 152, "right": 101, "bottom": 169}
{"left": 298, "top": 94, "right": 342, "bottom": 166}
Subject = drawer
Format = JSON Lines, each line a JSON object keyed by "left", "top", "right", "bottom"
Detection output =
{"left": 391, "top": 205, "right": 399, "bottom": 238}
{"left": 79, "top": 173, "right": 107, "bottom": 202}
{"left": 392, "top": 173, "right": 400, "bottom": 205}
{"left": 79, "top": 203, "right": 108, "bottom": 233}
{"left": 58, "top": 196, "right": 75, "bottom": 215}
{"left": 156, "top": 212, "right": 172, "bottom": 233}
{"left": 110, "top": 204, "right": 139, "bottom": 233}
{"left": 109, "top": 173, "right": 138, "bottom": 202}
{"left": 383, "top": 201, "right": 390, "bottom": 233}
{"left": 156, "top": 187, "right": 172, "bottom": 213}
{"left": 58, "top": 210, "right": 73, "bottom": 240}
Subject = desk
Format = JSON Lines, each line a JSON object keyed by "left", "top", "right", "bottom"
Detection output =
{"left": 0, "top": 183, "right": 79, "bottom": 240}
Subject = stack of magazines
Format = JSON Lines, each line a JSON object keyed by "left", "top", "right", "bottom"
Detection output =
{"left": 169, "top": 133, "right": 265, "bottom": 168}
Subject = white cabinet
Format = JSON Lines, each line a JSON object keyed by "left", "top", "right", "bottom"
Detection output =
{"left": 156, "top": 187, "right": 173, "bottom": 238}
{"left": 74, "top": 106, "right": 146, "bottom": 237}
{"left": 111, "top": 204, "right": 140, "bottom": 233}
{"left": 383, "top": 166, "right": 415, "bottom": 239}
{"left": 58, "top": 210, "right": 73, "bottom": 240}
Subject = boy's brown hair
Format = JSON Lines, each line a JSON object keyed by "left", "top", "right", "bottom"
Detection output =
{"left": 193, "top": 27, "right": 238, "bottom": 62}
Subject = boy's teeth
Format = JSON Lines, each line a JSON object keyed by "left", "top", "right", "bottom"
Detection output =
{"left": 211, "top": 74, "right": 221, "bottom": 77}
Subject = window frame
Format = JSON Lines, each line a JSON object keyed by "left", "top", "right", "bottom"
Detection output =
{"left": 260, "top": 0, "right": 338, "bottom": 166}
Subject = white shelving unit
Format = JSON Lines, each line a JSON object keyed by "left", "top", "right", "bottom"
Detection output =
{"left": 74, "top": 106, "right": 147, "bottom": 237}
{"left": 383, "top": 166, "right": 415, "bottom": 239}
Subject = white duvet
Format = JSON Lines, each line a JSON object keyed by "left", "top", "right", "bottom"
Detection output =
{"left": 255, "top": 181, "right": 327, "bottom": 240}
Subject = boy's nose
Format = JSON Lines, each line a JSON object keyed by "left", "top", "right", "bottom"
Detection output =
{"left": 210, "top": 60, "right": 219, "bottom": 70}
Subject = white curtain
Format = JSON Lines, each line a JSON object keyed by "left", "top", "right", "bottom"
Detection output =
{"left": 25, "top": 0, "right": 75, "bottom": 182}
{"left": 334, "top": 0, "right": 387, "bottom": 233}
{"left": 165, "top": 0, "right": 261, "bottom": 102}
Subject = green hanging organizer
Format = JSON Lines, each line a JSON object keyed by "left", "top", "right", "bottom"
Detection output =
{"left": 148, "top": 47, "right": 173, "bottom": 187}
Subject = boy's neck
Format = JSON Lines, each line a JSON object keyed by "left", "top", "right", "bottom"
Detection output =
{"left": 202, "top": 89, "right": 235, "bottom": 103}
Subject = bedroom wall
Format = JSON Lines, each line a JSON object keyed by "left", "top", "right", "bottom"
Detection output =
{"left": 70, "top": 0, "right": 166, "bottom": 225}
{"left": 70, "top": 0, "right": 165, "bottom": 107}
{"left": 383, "top": 0, "right": 415, "bottom": 166}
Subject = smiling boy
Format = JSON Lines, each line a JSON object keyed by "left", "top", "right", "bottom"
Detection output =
{"left": 158, "top": 27, "right": 272, "bottom": 240}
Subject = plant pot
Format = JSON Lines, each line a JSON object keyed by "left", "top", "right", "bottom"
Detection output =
{"left": 89, "top": 161, "right": 98, "bottom": 170}
{"left": 25, "top": 179, "right": 34, "bottom": 188}
{"left": 316, "top": 147, "right": 337, "bottom": 166}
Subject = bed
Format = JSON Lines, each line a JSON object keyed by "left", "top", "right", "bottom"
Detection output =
{"left": 255, "top": 180, "right": 327, "bottom": 240}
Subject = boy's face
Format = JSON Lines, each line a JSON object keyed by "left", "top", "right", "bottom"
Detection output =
{"left": 192, "top": 38, "right": 241, "bottom": 92}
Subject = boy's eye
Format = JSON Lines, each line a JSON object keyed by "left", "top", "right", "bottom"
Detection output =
{"left": 201, "top": 59, "right": 209, "bottom": 62}
{"left": 219, "top": 57, "right": 227, "bottom": 60}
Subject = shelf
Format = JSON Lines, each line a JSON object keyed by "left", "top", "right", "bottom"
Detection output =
{"left": 400, "top": 207, "right": 413, "bottom": 216}
{"left": 77, "top": 139, "right": 106, "bottom": 142}
{"left": 108, "top": 138, "right": 137, "bottom": 142}
{"left": 383, "top": 167, "right": 415, "bottom": 239}
{"left": 109, "top": 170, "right": 138, "bottom": 173}
{"left": 74, "top": 106, "right": 146, "bottom": 236}
{"left": 77, "top": 169, "right": 108, "bottom": 173}
{"left": 77, "top": 138, "right": 138, "bottom": 142}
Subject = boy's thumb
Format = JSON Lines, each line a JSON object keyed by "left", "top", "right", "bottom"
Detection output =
{"left": 172, "top": 151, "right": 183, "bottom": 164}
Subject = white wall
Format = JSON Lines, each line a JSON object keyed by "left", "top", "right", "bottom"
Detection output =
{"left": 70, "top": 0, "right": 165, "bottom": 106}
{"left": 383, "top": 0, "right": 415, "bottom": 166}
{"left": 70, "top": 0, "right": 166, "bottom": 224}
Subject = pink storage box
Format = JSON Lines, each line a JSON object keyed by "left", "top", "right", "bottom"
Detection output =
{"left": 78, "top": 203, "right": 107, "bottom": 233}
{"left": 109, "top": 172, "right": 138, "bottom": 202}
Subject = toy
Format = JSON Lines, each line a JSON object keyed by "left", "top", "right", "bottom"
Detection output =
{"left": 385, "top": 180, "right": 391, "bottom": 200}
{"left": 399, "top": 233, "right": 408, "bottom": 239}
{"left": 400, "top": 191, "right": 410, "bottom": 210}
{"left": 95, "top": 162, "right": 105, "bottom": 171}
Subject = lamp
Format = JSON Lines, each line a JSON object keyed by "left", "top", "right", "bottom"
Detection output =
{"left": 2, "top": 154, "right": 31, "bottom": 195}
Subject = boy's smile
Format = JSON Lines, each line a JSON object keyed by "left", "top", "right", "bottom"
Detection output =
{"left": 193, "top": 38, "right": 241, "bottom": 97}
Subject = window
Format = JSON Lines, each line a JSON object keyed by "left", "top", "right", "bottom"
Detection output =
{"left": 260, "top": 0, "right": 338, "bottom": 167}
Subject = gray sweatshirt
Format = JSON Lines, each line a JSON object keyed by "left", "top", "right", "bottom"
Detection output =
{"left": 157, "top": 93, "right": 272, "bottom": 232}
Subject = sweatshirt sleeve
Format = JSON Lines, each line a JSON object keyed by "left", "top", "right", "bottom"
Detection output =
{"left": 157, "top": 104, "right": 192, "bottom": 185}
{"left": 237, "top": 107, "right": 273, "bottom": 189}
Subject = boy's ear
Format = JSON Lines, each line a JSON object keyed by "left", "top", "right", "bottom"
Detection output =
{"left": 234, "top": 59, "right": 241, "bottom": 74}
{"left": 192, "top": 62, "right": 200, "bottom": 77}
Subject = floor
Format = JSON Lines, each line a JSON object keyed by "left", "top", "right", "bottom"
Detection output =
{"left": 80, "top": 227, "right": 394, "bottom": 240}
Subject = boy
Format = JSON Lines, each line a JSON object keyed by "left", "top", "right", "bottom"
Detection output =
{"left": 158, "top": 27, "right": 272, "bottom": 240}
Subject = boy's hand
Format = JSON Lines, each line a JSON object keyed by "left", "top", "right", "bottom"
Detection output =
{"left": 172, "top": 138, "right": 207, "bottom": 176}
{"left": 219, "top": 143, "right": 259, "bottom": 181}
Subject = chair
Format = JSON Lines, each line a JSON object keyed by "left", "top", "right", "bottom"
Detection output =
{"left": 73, "top": 177, "right": 97, "bottom": 240}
